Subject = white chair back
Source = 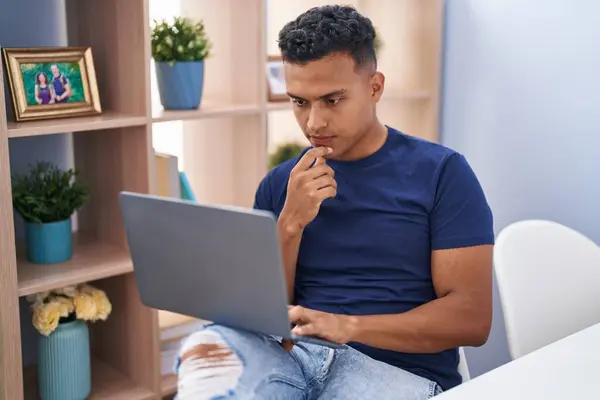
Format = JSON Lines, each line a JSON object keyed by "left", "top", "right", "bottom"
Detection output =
{"left": 494, "top": 219, "right": 600, "bottom": 359}
{"left": 458, "top": 347, "right": 470, "bottom": 382}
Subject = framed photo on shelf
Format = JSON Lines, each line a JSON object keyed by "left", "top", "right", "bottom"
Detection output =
{"left": 266, "top": 55, "right": 288, "bottom": 102}
{"left": 2, "top": 46, "right": 102, "bottom": 122}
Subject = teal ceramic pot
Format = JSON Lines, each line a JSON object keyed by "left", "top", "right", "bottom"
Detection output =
{"left": 155, "top": 60, "right": 205, "bottom": 109}
{"left": 37, "top": 319, "right": 91, "bottom": 400}
{"left": 25, "top": 219, "right": 72, "bottom": 264}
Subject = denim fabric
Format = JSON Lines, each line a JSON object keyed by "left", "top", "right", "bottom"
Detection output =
{"left": 175, "top": 324, "right": 442, "bottom": 400}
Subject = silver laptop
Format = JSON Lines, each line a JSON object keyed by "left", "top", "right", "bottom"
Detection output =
{"left": 119, "top": 191, "right": 342, "bottom": 348}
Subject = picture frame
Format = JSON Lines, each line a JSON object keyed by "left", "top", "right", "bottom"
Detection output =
{"left": 266, "top": 55, "right": 288, "bottom": 102}
{"left": 2, "top": 46, "right": 102, "bottom": 122}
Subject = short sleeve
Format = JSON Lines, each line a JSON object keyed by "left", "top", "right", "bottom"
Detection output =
{"left": 253, "top": 174, "right": 274, "bottom": 212}
{"left": 430, "top": 153, "right": 494, "bottom": 250}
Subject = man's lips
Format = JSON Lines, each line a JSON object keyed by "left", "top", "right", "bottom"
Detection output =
{"left": 310, "top": 136, "right": 335, "bottom": 145}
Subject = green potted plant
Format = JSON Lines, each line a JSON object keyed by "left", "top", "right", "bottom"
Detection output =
{"left": 11, "top": 161, "right": 90, "bottom": 264}
{"left": 151, "top": 16, "right": 212, "bottom": 110}
{"left": 269, "top": 142, "right": 306, "bottom": 169}
{"left": 374, "top": 27, "right": 383, "bottom": 55}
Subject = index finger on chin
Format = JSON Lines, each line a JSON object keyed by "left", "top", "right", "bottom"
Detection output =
{"left": 293, "top": 146, "right": 332, "bottom": 172}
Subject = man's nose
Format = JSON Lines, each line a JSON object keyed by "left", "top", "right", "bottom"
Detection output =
{"left": 307, "top": 105, "right": 327, "bottom": 133}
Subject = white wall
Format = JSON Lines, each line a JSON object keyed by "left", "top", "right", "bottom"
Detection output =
{"left": 441, "top": 0, "right": 600, "bottom": 376}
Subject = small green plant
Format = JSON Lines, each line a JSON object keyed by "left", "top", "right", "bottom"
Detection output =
{"left": 269, "top": 142, "right": 306, "bottom": 169}
{"left": 151, "top": 17, "right": 212, "bottom": 64}
{"left": 11, "top": 162, "right": 91, "bottom": 224}
{"left": 373, "top": 27, "right": 383, "bottom": 55}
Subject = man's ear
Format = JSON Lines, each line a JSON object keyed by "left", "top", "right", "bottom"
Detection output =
{"left": 370, "top": 71, "right": 385, "bottom": 103}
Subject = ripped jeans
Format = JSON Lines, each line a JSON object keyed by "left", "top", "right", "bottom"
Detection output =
{"left": 174, "top": 323, "right": 443, "bottom": 400}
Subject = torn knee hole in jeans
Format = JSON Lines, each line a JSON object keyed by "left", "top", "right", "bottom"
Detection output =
{"left": 177, "top": 329, "right": 244, "bottom": 399}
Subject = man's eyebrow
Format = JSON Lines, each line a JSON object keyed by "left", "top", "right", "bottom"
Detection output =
{"left": 286, "top": 89, "right": 347, "bottom": 101}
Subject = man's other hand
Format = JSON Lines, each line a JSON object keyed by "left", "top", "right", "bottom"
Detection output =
{"left": 288, "top": 305, "right": 356, "bottom": 345}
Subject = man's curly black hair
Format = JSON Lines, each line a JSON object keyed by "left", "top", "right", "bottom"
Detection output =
{"left": 277, "top": 5, "right": 377, "bottom": 70}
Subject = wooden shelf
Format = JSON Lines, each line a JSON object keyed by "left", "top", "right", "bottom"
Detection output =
{"left": 0, "top": 1, "right": 444, "bottom": 398}
{"left": 152, "top": 102, "right": 261, "bottom": 123}
{"left": 267, "top": 101, "right": 292, "bottom": 111}
{"left": 158, "top": 310, "right": 197, "bottom": 329}
{"left": 24, "top": 358, "right": 156, "bottom": 400}
{"left": 17, "top": 239, "right": 132, "bottom": 297}
{"left": 7, "top": 112, "right": 148, "bottom": 138}
{"left": 385, "top": 91, "right": 431, "bottom": 101}
{"left": 161, "top": 374, "right": 178, "bottom": 397}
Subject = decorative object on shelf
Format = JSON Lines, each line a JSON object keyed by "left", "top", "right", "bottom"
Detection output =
{"left": 11, "top": 161, "right": 90, "bottom": 264}
{"left": 374, "top": 26, "right": 383, "bottom": 55}
{"left": 180, "top": 171, "right": 196, "bottom": 201}
{"left": 151, "top": 17, "right": 212, "bottom": 110}
{"left": 27, "top": 284, "right": 112, "bottom": 400}
{"left": 269, "top": 141, "right": 306, "bottom": 169}
{"left": 1, "top": 46, "right": 101, "bottom": 122}
{"left": 266, "top": 55, "right": 288, "bottom": 102}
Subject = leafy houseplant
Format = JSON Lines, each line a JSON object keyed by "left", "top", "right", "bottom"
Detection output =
{"left": 269, "top": 142, "right": 306, "bottom": 170}
{"left": 373, "top": 27, "right": 383, "bottom": 55}
{"left": 151, "top": 17, "right": 212, "bottom": 110}
{"left": 27, "top": 284, "right": 112, "bottom": 400}
{"left": 11, "top": 161, "right": 90, "bottom": 264}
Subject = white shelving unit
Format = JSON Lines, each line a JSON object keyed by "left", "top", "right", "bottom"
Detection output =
{"left": 0, "top": 1, "right": 443, "bottom": 399}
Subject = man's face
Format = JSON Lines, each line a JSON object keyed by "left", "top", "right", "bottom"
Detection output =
{"left": 284, "top": 53, "right": 384, "bottom": 160}
{"left": 51, "top": 65, "right": 59, "bottom": 77}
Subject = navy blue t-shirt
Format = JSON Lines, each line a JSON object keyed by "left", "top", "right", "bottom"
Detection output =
{"left": 253, "top": 127, "right": 494, "bottom": 390}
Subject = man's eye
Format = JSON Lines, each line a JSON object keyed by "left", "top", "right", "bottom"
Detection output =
{"left": 292, "top": 98, "right": 307, "bottom": 107}
{"left": 327, "top": 98, "right": 341, "bottom": 105}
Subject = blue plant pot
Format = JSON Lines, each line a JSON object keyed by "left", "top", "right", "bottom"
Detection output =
{"left": 38, "top": 320, "right": 91, "bottom": 400}
{"left": 155, "top": 60, "right": 205, "bottom": 110}
{"left": 25, "top": 219, "right": 72, "bottom": 264}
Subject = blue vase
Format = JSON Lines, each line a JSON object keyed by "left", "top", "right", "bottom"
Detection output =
{"left": 155, "top": 60, "right": 205, "bottom": 110}
{"left": 25, "top": 219, "right": 72, "bottom": 264}
{"left": 38, "top": 320, "right": 91, "bottom": 400}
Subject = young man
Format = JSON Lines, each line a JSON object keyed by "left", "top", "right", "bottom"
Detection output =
{"left": 176, "top": 5, "right": 494, "bottom": 399}
{"left": 50, "top": 64, "right": 71, "bottom": 103}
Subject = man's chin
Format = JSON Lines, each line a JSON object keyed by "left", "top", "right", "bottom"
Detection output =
{"left": 324, "top": 148, "right": 344, "bottom": 161}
